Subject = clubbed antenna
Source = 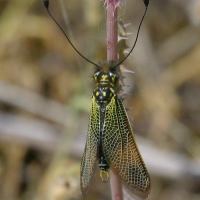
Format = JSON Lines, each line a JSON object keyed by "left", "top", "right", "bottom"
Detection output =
{"left": 43, "top": 0, "right": 149, "bottom": 68}
{"left": 43, "top": 0, "right": 49, "bottom": 8}
{"left": 143, "top": 0, "right": 149, "bottom": 7}
{"left": 43, "top": 0, "right": 99, "bottom": 67}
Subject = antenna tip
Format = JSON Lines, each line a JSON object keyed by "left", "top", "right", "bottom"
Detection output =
{"left": 43, "top": 0, "right": 49, "bottom": 9}
{"left": 143, "top": 0, "right": 149, "bottom": 7}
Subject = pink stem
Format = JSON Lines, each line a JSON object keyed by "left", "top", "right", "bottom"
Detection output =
{"left": 107, "top": 3, "right": 124, "bottom": 200}
{"left": 110, "top": 171, "right": 123, "bottom": 200}
{"left": 107, "top": 5, "right": 118, "bottom": 62}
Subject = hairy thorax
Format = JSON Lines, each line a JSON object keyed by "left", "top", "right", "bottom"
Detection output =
{"left": 92, "top": 63, "right": 120, "bottom": 105}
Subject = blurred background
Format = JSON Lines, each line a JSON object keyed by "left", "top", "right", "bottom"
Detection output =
{"left": 0, "top": 0, "right": 200, "bottom": 199}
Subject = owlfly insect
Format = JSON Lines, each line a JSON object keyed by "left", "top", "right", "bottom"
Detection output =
{"left": 43, "top": 0, "right": 151, "bottom": 199}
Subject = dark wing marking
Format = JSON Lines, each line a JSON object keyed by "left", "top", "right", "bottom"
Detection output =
{"left": 103, "top": 96, "right": 151, "bottom": 199}
{"left": 80, "top": 95, "right": 100, "bottom": 195}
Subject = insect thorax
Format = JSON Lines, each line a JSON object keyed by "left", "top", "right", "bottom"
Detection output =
{"left": 93, "top": 63, "right": 120, "bottom": 104}
{"left": 93, "top": 84, "right": 115, "bottom": 104}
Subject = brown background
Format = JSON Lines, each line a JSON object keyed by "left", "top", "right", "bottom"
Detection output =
{"left": 0, "top": 0, "right": 200, "bottom": 199}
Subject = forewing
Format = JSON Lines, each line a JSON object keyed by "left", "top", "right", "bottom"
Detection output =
{"left": 80, "top": 95, "right": 100, "bottom": 195}
{"left": 103, "top": 96, "right": 151, "bottom": 199}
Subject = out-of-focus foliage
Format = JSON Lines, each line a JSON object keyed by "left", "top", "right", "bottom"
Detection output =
{"left": 0, "top": 0, "right": 200, "bottom": 200}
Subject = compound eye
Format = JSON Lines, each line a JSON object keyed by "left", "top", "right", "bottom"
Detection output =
{"left": 108, "top": 72, "right": 116, "bottom": 83}
{"left": 94, "top": 72, "right": 100, "bottom": 82}
{"left": 109, "top": 72, "right": 114, "bottom": 77}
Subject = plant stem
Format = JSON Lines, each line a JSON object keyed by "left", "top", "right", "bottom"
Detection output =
{"left": 107, "top": 3, "right": 124, "bottom": 200}
{"left": 107, "top": 4, "right": 118, "bottom": 62}
{"left": 110, "top": 170, "right": 124, "bottom": 200}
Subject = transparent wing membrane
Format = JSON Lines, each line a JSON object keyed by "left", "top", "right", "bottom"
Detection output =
{"left": 80, "top": 96, "right": 100, "bottom": 195}
{"left": 103, "top": 96, "right": 151, "bottom": 199}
